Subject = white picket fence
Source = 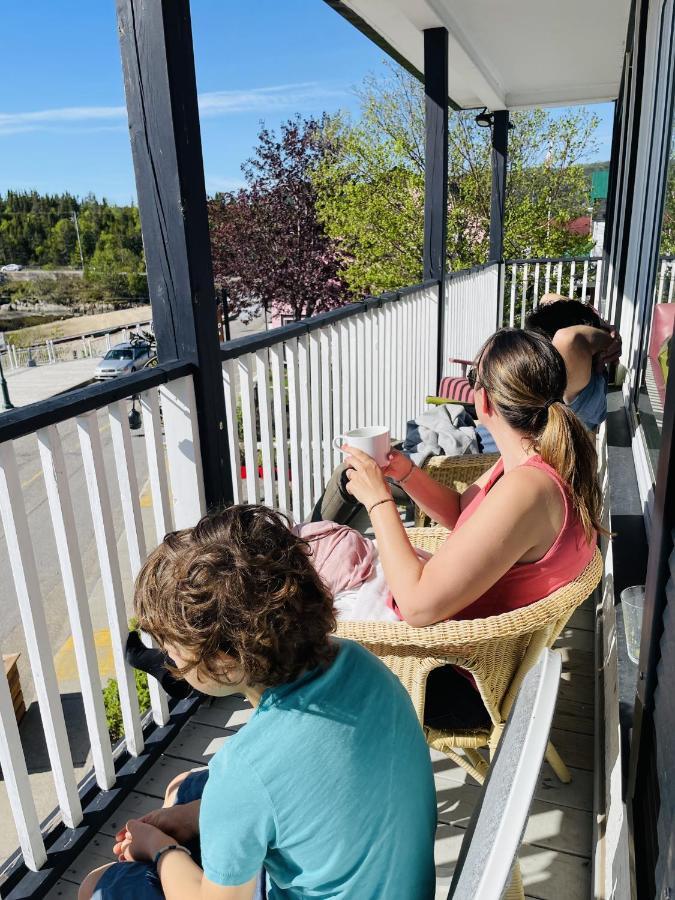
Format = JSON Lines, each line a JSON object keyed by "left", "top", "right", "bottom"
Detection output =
{"left": 0, "top": 365, "right": 203, "bottom": 872}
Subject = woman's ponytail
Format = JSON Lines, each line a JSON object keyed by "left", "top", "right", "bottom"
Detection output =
{"left": 477, "top": 329, "right": 605, "bottom": 542}
{"left": 538, "top": 400, "right": 603, "bottom": 541}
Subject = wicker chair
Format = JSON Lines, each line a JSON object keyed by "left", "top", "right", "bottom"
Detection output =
{"left": 414, "top": 453, "right": 501, "bottom": 526}
{"left": 337, "top": 528, "right": 602, "bottom": 787}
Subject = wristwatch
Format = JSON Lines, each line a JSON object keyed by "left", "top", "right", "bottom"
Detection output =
{"left": 153, "top": 843, "right": 192, "bottom": 867}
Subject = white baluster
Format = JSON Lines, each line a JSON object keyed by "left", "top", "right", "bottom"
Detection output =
{"left": 160, "top": 375, "right": 206, "bottom": 528}
{"left": 285, "top": 338, "right": 303, "bottom": 522}
{"left": 569, "top": 260, "right": 576, "bottom": 298}
{"left": 556, "top": 261, "right": 563, "bottom": 294}
{"left": 309, "top": 331, "right": 323, "bottom": 500}
{"left": 545, "top": 261, "right": 552, "bottom": 294}
{"left": 77, "top": 412, "right": 143, "bottom": 756}
{"left": 330, "top": 325, "right": 342, "bottom": 467}
{"left": 372, "top": 307, "right": 382, "bottom": 426}
{"left": 238, "top": 354, "right": 260, "bottom": 505}
{"left": 269, "top": 343, "right": 290, "bottom": 514}
{"left": 222, "top": 359, "right": 243, "bottom": 504}
{"left": 37, "top": 425, "right": 116, "bottom": 786}
{"left": 533, "top": 262, "right": 541, "bottom": 309}
{"left": 594, "top": 260, "right": 603, "bottom": 309}
{"left": 364, "top": 309, "right": 373, "bottom": 426}
{"left": 109, "top": 401, "right": 169, "bottom": 727}
{"left": 298, "top": 334, "right": 313, "bottom": 519}
{"left": 339, "top": 319, "right": 350, "bottom": 435}
{"left": 255, "top": 349, "right": 275, "bottom": 507}
{"left": 319, "top": 329, "right": 333, "bottom": 484}
{"left": 581, "top": 260, "right": 589, "bottom": 302}
{"left": 509, "top": 264, "right": 517, "bottom": 327}
{"left": 348, "top": 319, "right": 358, "bottom": 430}
{"left": 521, "top": 263, "right": 529, "bottom": 327}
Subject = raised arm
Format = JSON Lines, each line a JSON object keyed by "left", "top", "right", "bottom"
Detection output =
{"left": 552, "top": 325, "right": 613, "bottom": 400}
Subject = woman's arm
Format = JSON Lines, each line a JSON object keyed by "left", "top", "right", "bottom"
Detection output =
{"left": 393, "top": 465, "right": 462, "bottom": 529}
{"left": 384, "top": 451, "right": 496, "bottom": 529}
{"left": 553, "top": 325, "right": 613, "bottom": 399}
{"left": 345, "top": 450, "right": 555, "bottom": 626}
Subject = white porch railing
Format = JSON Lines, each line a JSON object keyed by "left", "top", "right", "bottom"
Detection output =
{"left": 0, "top": 362, "right": 204, "bottom": 873}
{"left": 221, "top": 282, "right": 440, "bottom": 523}
{"left": 442, "top": 264, "right": 500, "bottom": 376}
{"left": 503, "top": 256, "right": 603, "bottom": 327}
{"left": 0, "top": 263, "right": 504, "bottom": 881}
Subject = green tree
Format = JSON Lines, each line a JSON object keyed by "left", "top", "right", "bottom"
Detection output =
{"left": 86, "top": 232, "right": 147, "bottom": 299}
{"left": 315, "top": 65, "right": 599, "bottom": 296}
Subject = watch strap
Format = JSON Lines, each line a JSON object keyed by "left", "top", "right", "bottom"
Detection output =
{"left": 153, "top": 843, "right": 192, "bottom": 867}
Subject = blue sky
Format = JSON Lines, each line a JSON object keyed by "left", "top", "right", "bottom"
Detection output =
{"left": 0, "top": 1, "right": 615, "bottom": 205}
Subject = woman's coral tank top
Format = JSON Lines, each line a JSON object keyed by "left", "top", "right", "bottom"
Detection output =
{"left": 449, "top": 455, "right": 595, "bottom": 620}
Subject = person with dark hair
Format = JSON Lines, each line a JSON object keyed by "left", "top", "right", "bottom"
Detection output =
{"left": 525, "top": 299, "right": 622, "bottom": 430}
{"left": 80, "top": 505, "right": 436, "bottom": 900}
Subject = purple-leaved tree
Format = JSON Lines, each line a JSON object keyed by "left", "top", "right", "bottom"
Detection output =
{"left": 209, "top": 116, "right": 348, "bottom": 323}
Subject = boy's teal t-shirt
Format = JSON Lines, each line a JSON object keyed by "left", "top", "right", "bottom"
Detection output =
{"left": 199, "top": 638, "right": 436, "bottom": 899}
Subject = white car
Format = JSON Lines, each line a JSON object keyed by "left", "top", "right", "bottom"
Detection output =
{"left": 94, "top": 342, "right": 153, "bottom": 380}
{"left": 0, "top": 263, "right": 23, "bottom": 273}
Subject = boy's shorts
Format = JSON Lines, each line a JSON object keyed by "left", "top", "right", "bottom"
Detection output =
{"left": 92, "top": 769, "right": 265, "bottom": 899}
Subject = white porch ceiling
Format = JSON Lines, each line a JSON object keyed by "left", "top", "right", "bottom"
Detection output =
{"left": 330, "top": 0, "right": 631, "bottom": 109}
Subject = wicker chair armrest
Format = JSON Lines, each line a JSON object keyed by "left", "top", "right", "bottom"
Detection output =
{"left": 336, "top": 548, "right": 602, "bottom": 653}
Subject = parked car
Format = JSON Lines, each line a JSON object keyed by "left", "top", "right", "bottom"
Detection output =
{"left": 0, "top": 263, "right": 23, "bottom": 272}
{"left": 94, "top": 341, "right": 152, "bottom": 380}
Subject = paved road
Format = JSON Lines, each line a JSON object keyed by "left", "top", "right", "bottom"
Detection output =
{"left": 4, "top": 358, "right": 101, "bottom": 408}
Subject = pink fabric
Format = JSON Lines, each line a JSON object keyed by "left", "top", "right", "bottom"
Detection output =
{"left": 438, "top": 375, "right": 475, "bottom": 404}
{"left": 292, "top": 521, "right": 375, "bottom": 595}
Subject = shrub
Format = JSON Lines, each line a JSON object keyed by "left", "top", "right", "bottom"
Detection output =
{"left": 102, "top": 666, "right": 151, "bottom": 742}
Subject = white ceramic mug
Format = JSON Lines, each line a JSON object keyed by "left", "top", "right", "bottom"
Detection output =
{"left": 332, "top": 426, "right": 391, "bottom": 467}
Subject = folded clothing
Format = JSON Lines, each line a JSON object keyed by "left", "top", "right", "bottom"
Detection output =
{"left": 292, "top": 520, "right": 375, "bottom": 595}
{"left": 403, "top": 405, "right": 478, "bottom": 467}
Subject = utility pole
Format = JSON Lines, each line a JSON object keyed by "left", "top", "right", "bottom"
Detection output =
{"left": 71, "top": 211, "right": 85, "bottom": 271}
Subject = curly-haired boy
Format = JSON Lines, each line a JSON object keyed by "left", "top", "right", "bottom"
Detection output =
{"left": 79, "top": 505, "right": 436, "bottom": 900}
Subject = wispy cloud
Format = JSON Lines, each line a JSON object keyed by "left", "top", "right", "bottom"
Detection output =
{"left": 0, "top": 82, "right": 347, "bottom": 136}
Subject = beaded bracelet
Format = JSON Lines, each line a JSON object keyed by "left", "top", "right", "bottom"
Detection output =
{"left": 367, "top": 497, "right": 396, "bottom": 516}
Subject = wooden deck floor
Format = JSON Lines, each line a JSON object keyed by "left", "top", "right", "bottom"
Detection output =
{"left": 45, "top": 602, "right": 594, "bottom": 900}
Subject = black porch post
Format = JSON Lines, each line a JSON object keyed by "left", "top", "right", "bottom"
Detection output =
{"left": 489, "top": 110, "right": 509, "bottom": 262}
{"left": 423, "top": 27, "right": 449, "bottom": 389}
{"left": 116, "top": 0, "right": 233, "bottom": 508}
